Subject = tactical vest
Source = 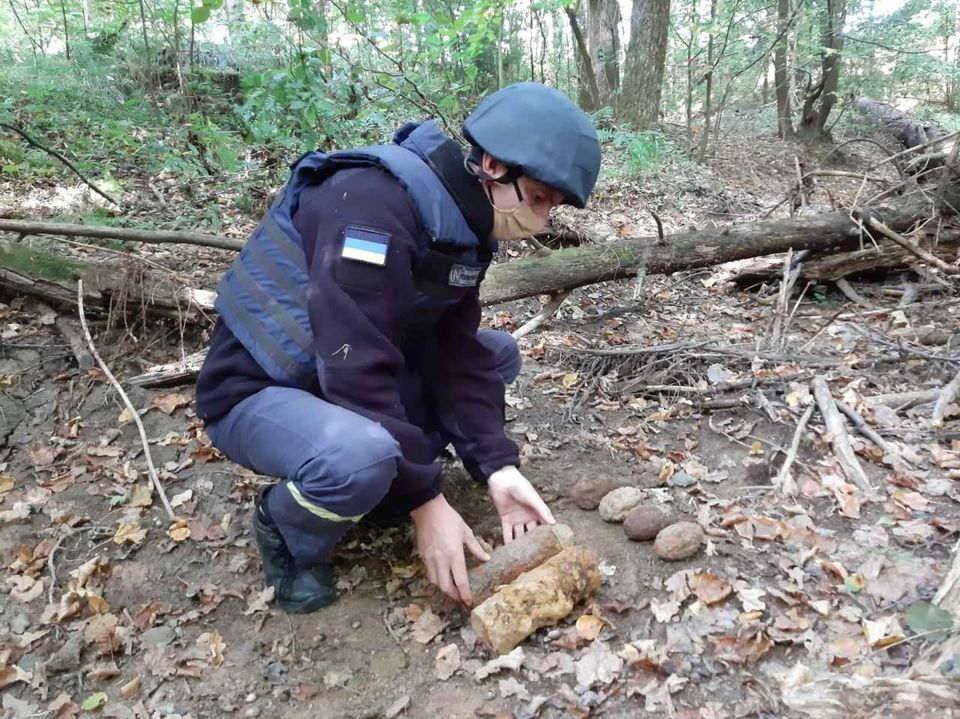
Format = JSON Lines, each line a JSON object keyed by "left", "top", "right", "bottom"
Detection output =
{"left": 215, "top": 121, "right": 492, "bottom": 385}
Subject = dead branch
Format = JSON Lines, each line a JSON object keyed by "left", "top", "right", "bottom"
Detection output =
{"left": 0, "top": 123, "right": 122, "bottom": 207}
{"left": 811, "top": 375, "right": 872, "bottom": 490}
{"left": 512, "top": 291, "right": 571, "bottom": 340}
{"left": 836, "top": 400, "right": 902, "bottom": 463}
{"left": 864, "top": 217, "right": 960, "bottom": 275}
{"left": 0, "top": 219, "right": 244, "bottom": 251}
{"left": 775, "top": 404, "right": 814, "bottom": 495}
{"left": 76, "top": 279, "right": 175, "bottom": 520}
{"left": 933, "top": 367, "right": 960, "bottom": 427}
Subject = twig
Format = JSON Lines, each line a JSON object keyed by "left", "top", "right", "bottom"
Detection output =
{"left": 794, "top": 157, "right": 807, "bottom": 213}
{"left": 798, "top": 309, "right": 845, "bottom": 353}
{"left": 865, "top": 217, "right": 960, "bottom": 275}
{"left": 868, "top": 129, "right": 960, "bottom": 171}
{"left": 775, "top": 404, "right": 814, "bottom": 495}
{"left": 811, "top": 375, "right": 872, "bottom": 491}
{"left": 76, "top": 279, "right": 175, "bottom": 520}
{"left": 933, "top": 538, "right": 960, "bottom": 613}
{"left": 524, "top": 235, "right": 553, "bottom": 257}
{"left": 512, "top": 291, "right": 571, "bottom": 340}
{"left": 836, "top": 400, "right": 902, "bottom": 462}
{"left": 835, "top": 277, "right": 869, "bottom": 305}
{"left": 867, "top": 389, "right": 941, "bottom": 409}
{"left": 771, "top": 249, "right": 793, "bottom": 351}
{"left": 47, "top": 528, "right": 75, "bottom": 603}
{"left": 933, "top": 367, "right": 960, "bottom": 427}
{"left": 0, "top": 123, "right": 122, "bottom": 207}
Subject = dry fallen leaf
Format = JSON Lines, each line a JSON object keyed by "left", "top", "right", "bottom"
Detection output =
{"left": 863, "top": 616, "right": 905, "bottom": 648}
{"left": 48, "top": 692, "right": 79, "bottom": 719}
{"left": 574, "top": 640, "right": 623, "bottom": 689}
{"left": 152, "top": 392, "right": 193, "bottom": 415}
{"left": 113, "top": 522, "right": 147, "bottom": 545}
{"left": 196, "top": 630, "right": 226, "bottom": 665}
{"left": 167, "top": 520, "right": 191, "bottom": 542}
{"left": 119, "top": 676, "right": 142, "bottom": 698}
{"left": 411, "top": 608, "right": 446, "bottom": 644}
{"left": 243, "top": 586, "right": 275, "bottom": 615}
{"left": 650, "top": 598, "right": 681, "bottom": 623}
{"left": 689, "top": 572, "right": 733, "bottom": 606}
{"left": 434, "top": 643, "right": 461, "bottom": 680}
{"left": 0, "top": 475, "right": 15, "bottom": 493}
{"left": 6, "top": 575, "right": 44, "bottom": 603}
{"left": 709, "top": 634, "right": 772, "bottom": 664}
{"left": 575, "top": 613, "right": 606, "bottom": 642}
{"left": 128, "top": 483, "right": 153, "bottom": 508}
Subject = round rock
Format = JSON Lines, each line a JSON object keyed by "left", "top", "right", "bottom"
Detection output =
{"left": 623, "top": 505, "right": 670, "bottom": 541}
{"left": 653, "top": 522, "right": 704, "bottom": 561}
{"left": 570, "top": 475, "right": 623, "bottom": 510}
{"left": 598, "top": 486, "right": 644, "bottom": 523}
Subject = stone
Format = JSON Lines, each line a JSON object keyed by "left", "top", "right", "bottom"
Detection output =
{"left": 623, "top": 506, "right": 670, "bottom": 541}
{"left": 598, "top": 487, "right": 644, "bottom": 523}
{"left": 570, "top": 475, "right": 622, "bottom": 511}
{"left": 667, "top": 472, "right": 697, "bottom": 488}
{"left": 654, "top": 522, "right": 704, "bottom": 561}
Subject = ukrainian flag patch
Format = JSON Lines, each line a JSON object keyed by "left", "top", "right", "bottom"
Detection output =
{"left": 341, "top": 226, "right": 390, "bottom": 266}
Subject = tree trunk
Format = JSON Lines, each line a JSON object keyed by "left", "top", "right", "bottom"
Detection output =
{"left": 138, "top": 0, "right": 150, "bottom": 54}
{"left": 584, "top": 0, "right": 621, "bottom": 106}
{"left": 58, "top": 0, "right": 70, "bottom": 60}
{"left": 566, "top": 6, "right": 602, "bottom": 111}
{"left": 618, "top": 0, "right": 671, "bottom": 129}
{"left": 798, "top": 0, "right": 845, "bottom": 138}
{"left": 773, "top": 0, "right": 794, "bottom": 138}
{"left": 698, "top": 0, "right": 717, "bottom": 161}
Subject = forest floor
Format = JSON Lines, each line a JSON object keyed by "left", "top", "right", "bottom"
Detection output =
{"left": 1, "top": 119, "right": 959, "bottom": 719}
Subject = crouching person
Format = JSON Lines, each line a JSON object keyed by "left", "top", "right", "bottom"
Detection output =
{"left": 195, "top": 83, "right": 602, "bottom": 613}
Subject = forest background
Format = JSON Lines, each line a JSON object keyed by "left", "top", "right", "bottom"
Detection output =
{"left": 0, "top": 0, "right": 958, "bottom": 211}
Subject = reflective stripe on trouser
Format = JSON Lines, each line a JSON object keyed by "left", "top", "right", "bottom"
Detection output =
{"left": 205, "top": 386, "right": 401, "bottom": 567}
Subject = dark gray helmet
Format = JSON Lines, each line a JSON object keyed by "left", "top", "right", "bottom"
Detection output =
{"left": 463, "top": 82, "right": 601, "bottom": 209}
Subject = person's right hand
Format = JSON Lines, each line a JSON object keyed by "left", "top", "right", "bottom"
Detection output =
{"left": 410, "top": 494, "right": 490, "bottom": 605}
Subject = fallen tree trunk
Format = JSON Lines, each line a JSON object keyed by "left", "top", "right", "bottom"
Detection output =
{"left": 0, "top": 239, "right": 214, "bottom": 321}
{"left": 854, "top": 96, "right": 956, "bottom": 173}
{"left": 480, "top": 192, "right": 958, "bottom": 304}
{"left": 732, "top": 233, "right": 960, "bottom": 284}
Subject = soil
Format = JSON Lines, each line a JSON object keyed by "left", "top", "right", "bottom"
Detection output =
{"left": 1, "top": 125, "right": 959, "bottom": 719}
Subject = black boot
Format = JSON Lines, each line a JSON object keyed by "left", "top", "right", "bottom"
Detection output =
{"left": 253, "top": 488, "right": 338, "bottom": 614}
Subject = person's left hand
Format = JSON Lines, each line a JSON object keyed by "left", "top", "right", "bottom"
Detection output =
{"left": 488, "top": 466, "right": 555, "bottom": 544}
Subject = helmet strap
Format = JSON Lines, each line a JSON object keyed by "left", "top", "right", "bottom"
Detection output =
{"left": 465, "top": 146, "right": 524, "bottom": 199}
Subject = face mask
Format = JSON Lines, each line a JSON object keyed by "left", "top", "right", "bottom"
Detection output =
{"left": 490, "top": 200, "right": 544, "bottom": 241}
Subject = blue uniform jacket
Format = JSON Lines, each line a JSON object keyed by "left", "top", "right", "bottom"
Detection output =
{"left": 197, "top": 164, "right": 520, "bottom": 511}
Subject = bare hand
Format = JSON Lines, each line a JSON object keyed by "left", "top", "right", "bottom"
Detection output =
{"left": 488, "top": 466, "right": 555, "bottom": 545}
{"left": 410, "top": 494, "right": 489, "bottom": 605}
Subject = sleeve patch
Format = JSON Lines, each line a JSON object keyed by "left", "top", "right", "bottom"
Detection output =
{"left": 341, "top": 226, "right": 390, "bottom": 266}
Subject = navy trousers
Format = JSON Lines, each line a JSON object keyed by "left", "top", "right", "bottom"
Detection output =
{"left": 205, "top": 329, "right": 521, "bottom": 567}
